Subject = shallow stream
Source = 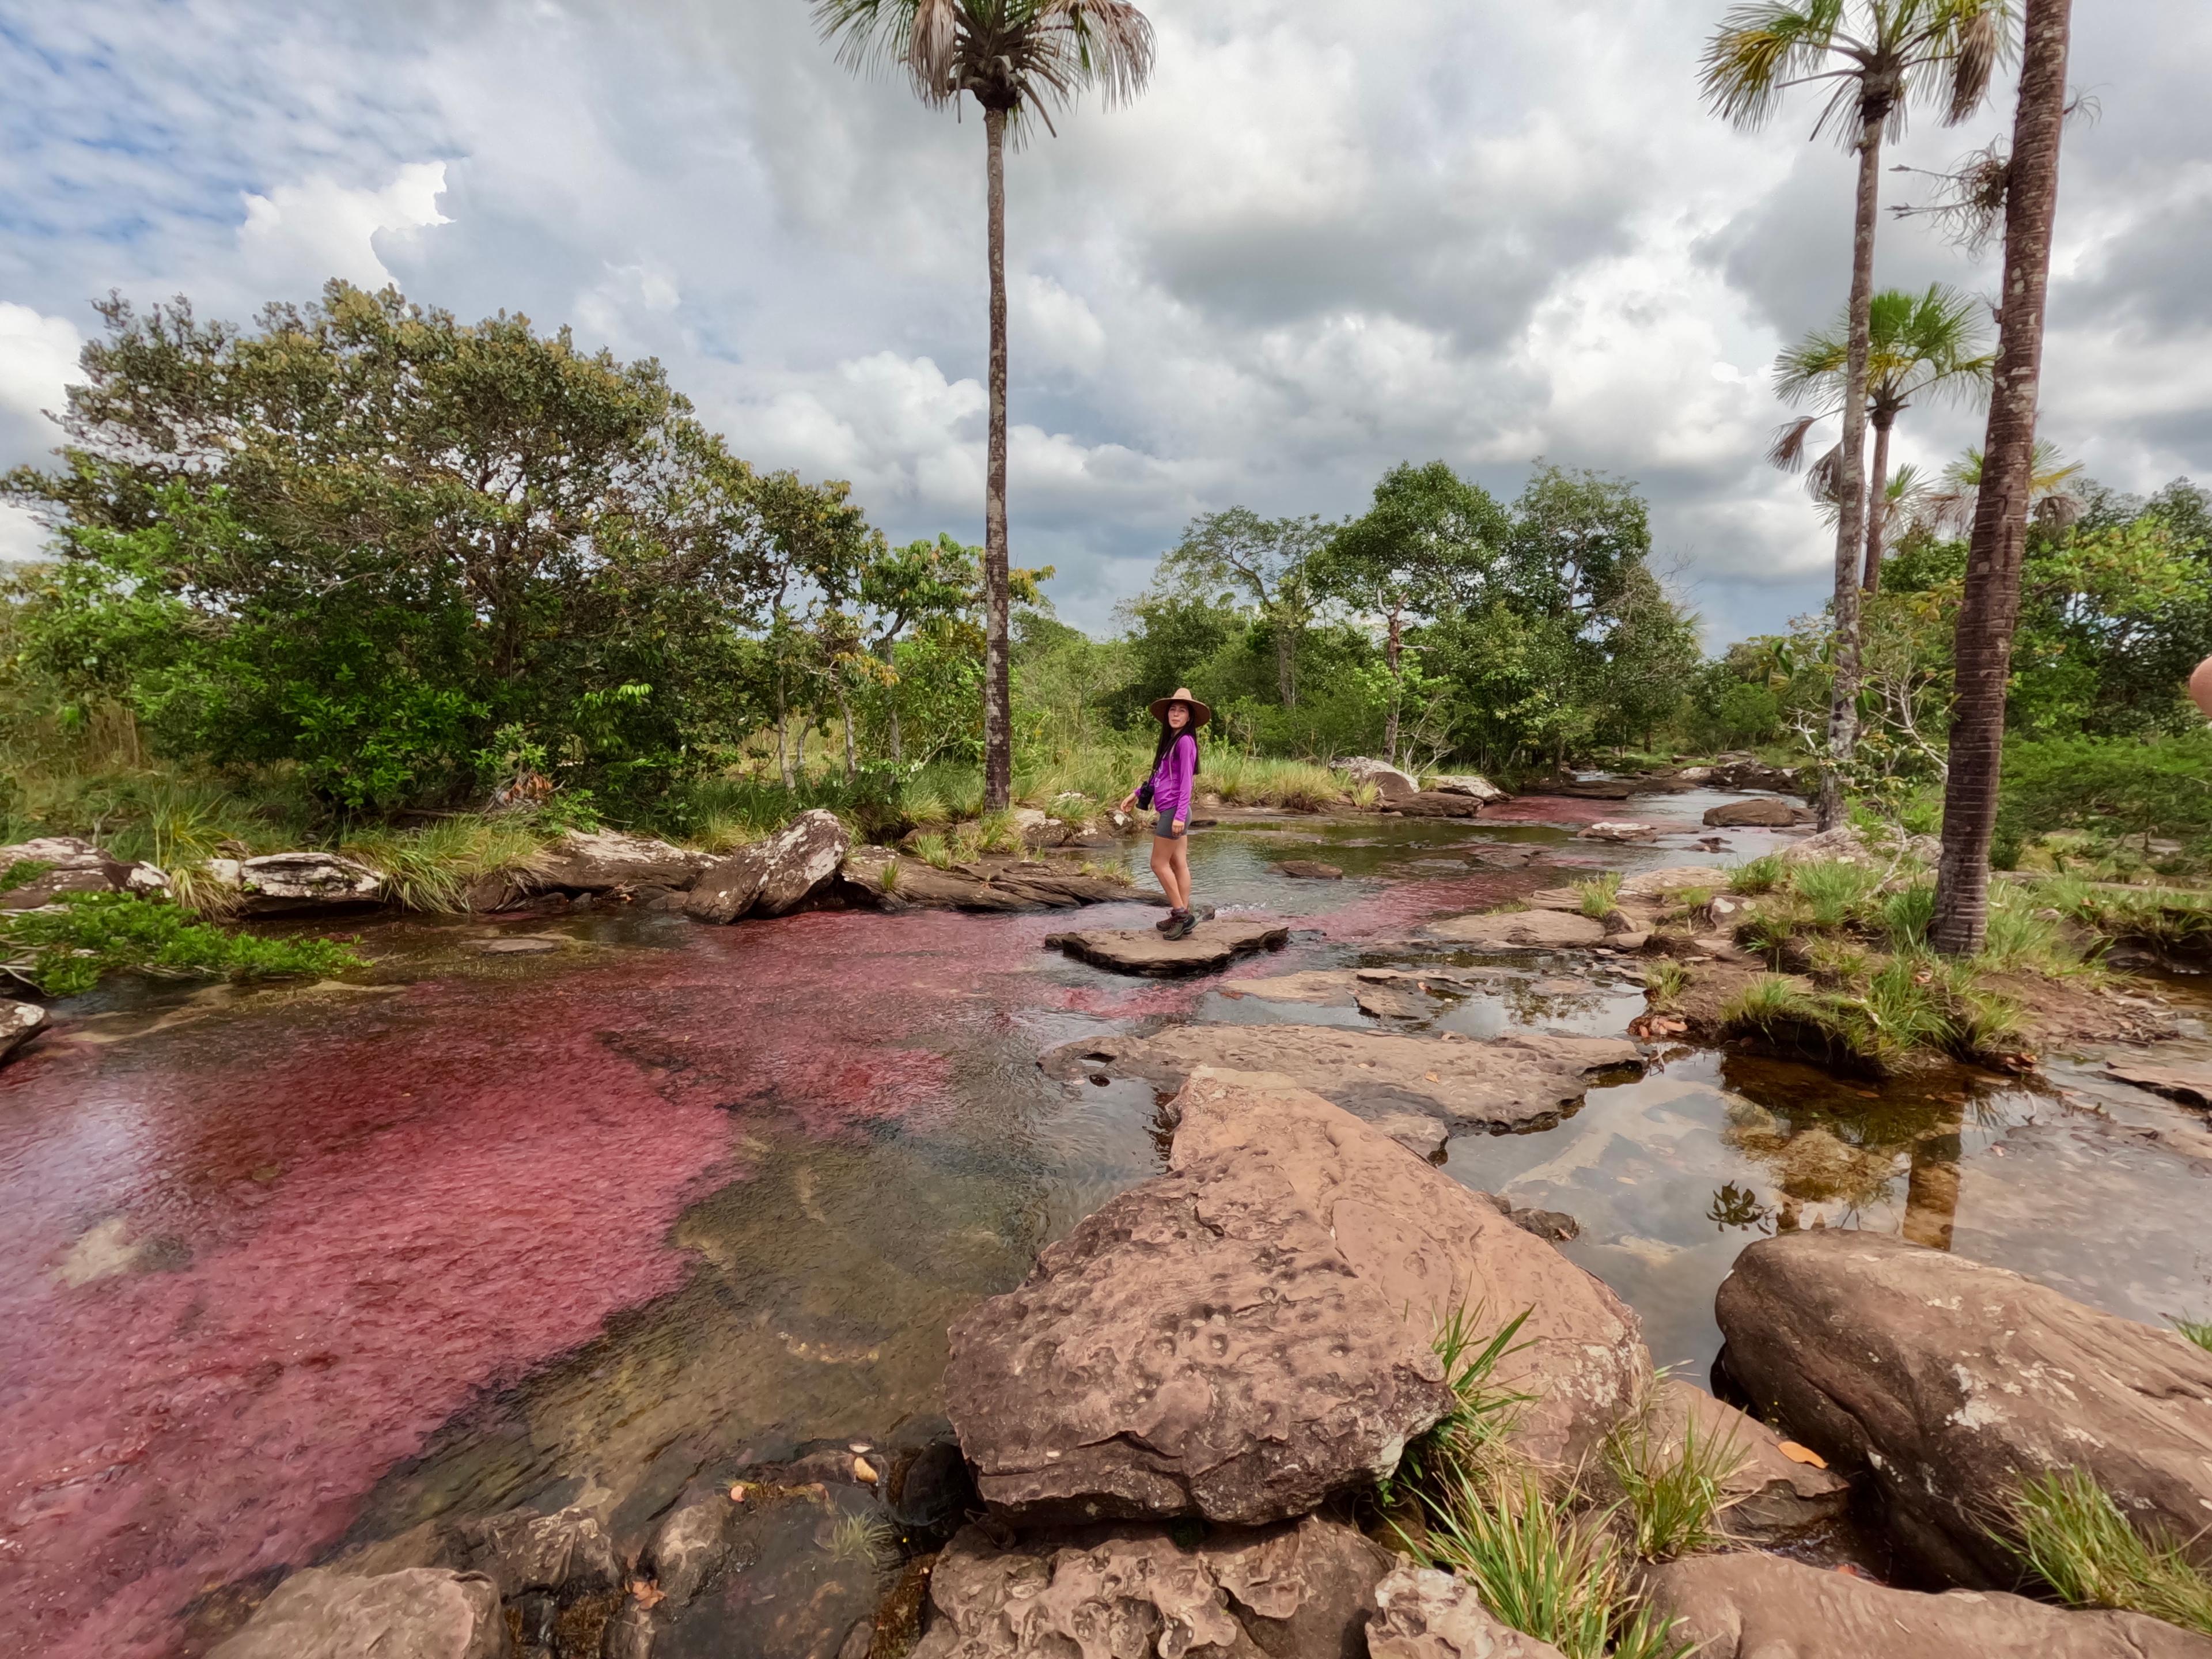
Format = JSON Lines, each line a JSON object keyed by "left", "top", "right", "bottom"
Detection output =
{"left": 5, "top": 788, "right": 2210, "bottom": 1657}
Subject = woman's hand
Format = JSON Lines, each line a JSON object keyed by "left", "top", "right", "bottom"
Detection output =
{"left": 1171, "top": 819, "right": 1186, "bottom": 836}
{"left": 1118, "top": 791, "right": 1138, "bottom": 813}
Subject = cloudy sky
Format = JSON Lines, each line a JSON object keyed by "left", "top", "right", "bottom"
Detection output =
{"left": 2, "top": 0, "right": 2206, "bottom": 644}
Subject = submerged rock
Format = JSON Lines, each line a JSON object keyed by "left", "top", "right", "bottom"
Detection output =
{"left": 1643, "top": 1551, "right": 2211, "bottom": 1659}
{"left": 911, "top": 1514, "right": 1392, "bottom": 1659}
{"left": 207, "top": 1566, "right": 505, "bottom": 1659}
{"left": 1369, "top": 1563, "right": 1567, "bottom": 1659}
{"left": 685, "top": 810, "right": 851, "bottom": 923}
{"left": 946, "top": 1070, "right": 1647, "bottom": 1522}
{"left": 1044, "top": 1024, "right": 1640, "bottom": 1135}
{"left": 535, "top": 830, "right": 714, "bottom": 895}
{"left": 1278, "top": 859, "right": 1344, "bottom": 880}
{"left": 1046, "top": 918, "right": 1290, "bottom": 977}
{"left": 450, "top": 1502, "right": 620, "bottom": 1601}
{"left": 1715, "top": 1229, "right": 2212, "bottom": 1585}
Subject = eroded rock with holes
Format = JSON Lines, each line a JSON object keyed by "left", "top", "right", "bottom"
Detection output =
{"left": 1715, "top": 1229, "right": 2212, "bottom": 1585}
{"left": 1643, "top": 1550, "right": 2212, "bottom": 1659}
{"left": 947, "top": 1070, "right": 1648, "bottom": 1522}
{"left": 207, "top": 1567, "right": 506, "bottom": 1659}
{"left": 1368, "top": 1563, "right": 1567, "bottom": 1659}
{"left": 685, "top": 810, "right": 851, "bottom": 923}
{"left": 910, "top": 1514, "right": 1393, "bottom": 1659}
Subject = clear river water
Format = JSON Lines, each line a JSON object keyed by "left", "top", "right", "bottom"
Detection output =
{"left": 5, "top": 787, "right": 2210, "bottom": 1657}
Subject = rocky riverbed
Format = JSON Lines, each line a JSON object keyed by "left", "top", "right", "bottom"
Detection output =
{"left": 5, "top": 783, "right": 2210, "bottom": 1658}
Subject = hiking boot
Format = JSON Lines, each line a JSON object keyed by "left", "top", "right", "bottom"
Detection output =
{"left": 1164, "top": 910, "right": 1198, "bottom": 941}
{"left": 1155, "top": 909, "right": 1183, "bottom": 932}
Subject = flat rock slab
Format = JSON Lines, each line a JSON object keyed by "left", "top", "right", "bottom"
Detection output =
{"left": 1717, "top": 1229, "right": 2212, "bottom": 1586}
{"left": 2105, "top": 1056, "right": 2212, "bottom": 1108}
{"left": 1047, "top": 918, "right": 1290, "bottom": 976}
{"left": 946, "top": 1069, "right": 1649, "bottom": 1521}
{"left": 208, "top": 1567, "right": 506, "bottom": 1659}
{"left": 911, "top": 1516, "right": 1392, "bottom": 1659}
{"left": 1045, "top": 1022, "right": 1641, "bottom": 1135}
{"left": 1426, "top": 909, "right": 1608, "bottom": 949}
{"left": 1392, "top": 791, "right": 1483, "bottom": 818}
{"left": 1644, "top": 1552, "right": 2211, "bottom": 1659}
{"left": 1278, "top": 859, "right": 1345, "bottom": 879}
{"left": 1705, "top": 797, "right": 1813, "bottom": 828}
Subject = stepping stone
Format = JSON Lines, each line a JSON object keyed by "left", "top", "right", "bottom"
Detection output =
{"left": 1426, "top": 909, "right": 1608, "bottom": 948}
{"left": 1044, "top": 1023, "right": 1641, "bottom": 1134}
{"left": 467, "top": 935, "right": 563, "bottom": 955}
{"left": 1046, "top": 918, "right": 1290, "bottom": 978}
{"left": 1354, "top": 982, "right": 1433, "bottom": 1020}
{"left": 1278, "top": 859, "right": 1344, "bottom": 880}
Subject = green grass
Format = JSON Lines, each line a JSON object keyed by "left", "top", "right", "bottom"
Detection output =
{"left": 1385, "top": 1306, "right": 1533, "bottom": 1505}
{"left": 2006, "top": 1468, "right": 2212, "bottom": 1637}
{"left": 1411, "top": 1471, "right": 1692, "bottom": 1659}
{"left": 1604, "top": 1398, "right": 1745, "bottom": 1562}
{"left": 1642, "top": 959, "right": 1688, "bottom": 1007}
{"left": 824, "top": 1510, "right": 898, "bottom": 1569}
{"left": 1726, "top": 854, "right": 1784, "bottom": 895}
{"left": 1805, "top": 935, "right": 1872, "bottom": 988}
{"left": 2177, "top": 1320, "right": 2212, "bottom": 1353}
{"left": 1881, "top": 882, "right": 1936, "bottom": 949}
{"left": 338, "top": 819, "right": 555, "bottom": 914}
{"left": 1574, "top": 872, "right": 1623, "bottom": 921}
{"left": 1722, "top": 956, "right": 2022, "bottom": 1075}
{"left": 1793, "top": 859, "right": 1880, "bottom": 929}
{"left": 0, "top": 891, "right": 363, "bottom": 997}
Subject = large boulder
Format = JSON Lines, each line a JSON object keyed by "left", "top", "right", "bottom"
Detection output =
{"left": 535, "top": 829, "right": 714, "bottom": 894}
{"left": 1, "top": 835, "right": 168, "bottom": 908}
{"left": 910, "top": 1515, "right": 1393, "bottom": 1659}
{"left": 209, "top": 851, "right": 385, "bottom": 914}
{"left": 685, "top": 810, "right": 851, "bottom": 923}
{"left": 207, "top": 1567, "right": 506, "bottom": 1659}
{"left": 1715, "top": 1230, "right": 2212, "bottom": 1586}
{"left": 1336, "top": 757, "right": 1421, "bottom": 802}
{"left": 1702, "top": 798, "right": 1812, "bottom": 828}
{"left": 2, "top": 999, "right": 50, "bottom": 1065}
{"left": 1427, "top": 774, "right": 1508, "bottom": 803}
{"left": 1044, "top": 1025, "right": 1642, "bottom": 1136}
{"left": 1369, "top": 1563, "right": 1566, "bottom": 1659}
{"left": 1393, "top": 791, "right": 1485, "bottom": 819}
{"left": 1643, "top": 1551, "right": 2212, "bottom": 1659}
{"left": 1707, "top": 759, "right": 1806, "bottom": 795}
{"left": 946, "top": 1070, "right": 1648, "bottom": 1522}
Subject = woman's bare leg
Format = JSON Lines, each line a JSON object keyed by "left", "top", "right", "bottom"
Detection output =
{"left": 1150, "top": 838, "right": 1184, "bottom": 910}
{"left": 1168, "top": 838, "right": 1194, "bottom": 912}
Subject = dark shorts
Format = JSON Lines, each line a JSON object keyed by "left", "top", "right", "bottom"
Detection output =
{"left": 1153, "top": 811, "right": 1186, "bottom": 840}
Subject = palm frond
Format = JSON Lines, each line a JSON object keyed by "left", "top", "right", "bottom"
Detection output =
{"left": 1767, "top": 415, "right": 1820, "bottom": 472}
{"left": 813, "top": 0, "right": 1154, "bottom": 128}
{"left": 1700, "top": 0, "right": 1847, "bottom": 128}
{"left": 1945, "top": 0, "right": 2010, "bottom": 123}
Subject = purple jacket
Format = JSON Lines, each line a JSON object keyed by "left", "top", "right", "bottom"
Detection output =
{"left": 1149, "top": 732, "right": 1197, "bottom": 823}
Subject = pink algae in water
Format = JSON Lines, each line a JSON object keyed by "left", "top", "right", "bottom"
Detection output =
{"left": 0, "top": 906, "right": 1007, "bottom": 1659}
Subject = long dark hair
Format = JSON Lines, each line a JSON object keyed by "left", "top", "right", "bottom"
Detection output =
{"left": 1152, "top": 704, "right": 1202, "bottom": 775}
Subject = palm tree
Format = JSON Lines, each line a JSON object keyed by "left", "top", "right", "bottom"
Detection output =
{"left": 815, "top": 0, "right": 1154, "bottom": 811}
{"left": 1931, "top": 0, "right": 2074, "bottom": 955}
{"left": 1704, "top": 0, "right": 2009, "bottom": 828}
{"left": 1770, "top": 283, "right": 1994, "bottom": 591}
{"left": 1916, "top": 438, "right": 2081, "bottom": 536}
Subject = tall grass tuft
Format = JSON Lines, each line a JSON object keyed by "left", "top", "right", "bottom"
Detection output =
{"left": 1642, "top": 959, "right": 1689, "bottom": 1007}
{"left": 339, "top": 819, "right": 554, "bottom": 914}
{"left": 1726, "top": 854, "right": 1784, "bottom": 896}
{"left": 2007, "top": 1468, "right": 2212, "bottom": 1637}
{"left": 1574, "top": 873, "right": 1623, "bottom": 921}
{"left": 2180, "top": 1320, "right": 2212, "bottom": 1353}
{"left": 1604, "top": 1397, "right": 1745, "bottom": 1562}
{"left": 1882, "top": 882, "right": 1936, "bottom": 949}
{"left": 1792, "top": 859, "right": 1880, "bottom": 929}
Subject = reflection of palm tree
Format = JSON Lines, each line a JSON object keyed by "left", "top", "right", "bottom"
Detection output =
{"left": 814, "top": 0, "right": 1156, "bottom": 812}
{"left": 1707, "top": 1180, "right": 1775, "bottom": 1232}
{"left": 1771, "top": 284, "right": 1994, "bottom": 591}
{"left": 1902, "top": 1100, "right": 1965, "bottom": 1249}
{"left": 1704, "top": 0, "right": 2009, "bottom": 827}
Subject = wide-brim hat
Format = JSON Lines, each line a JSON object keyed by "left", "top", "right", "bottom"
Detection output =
{"left": 1148, "top": 687, "right": 1213, "bottom": 728}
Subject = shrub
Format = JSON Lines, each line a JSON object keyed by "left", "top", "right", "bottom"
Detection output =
{"left": 2007, "top": 1467, "right": 2212, "bottom": 1637}
{"left": 0, "top": 891, "right": 362, "bottom": 997}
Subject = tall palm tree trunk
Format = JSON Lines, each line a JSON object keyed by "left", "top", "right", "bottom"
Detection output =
{"left": 1817, "top": 112, "right": 1883, "bottom": 830}
{"left": 981, "top": 108, "right": 1014, "bottom": 812}
{"left": 1932, "top": 0, "right": 2073, "bottom": 955}
{"left": 1863, "top": 411, "right": 1894, "bottom": 592}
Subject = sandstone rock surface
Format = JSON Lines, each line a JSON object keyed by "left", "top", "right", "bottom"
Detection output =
{"left": 1047, "top": 918, "right": 1289, "bottom": 977}
{"left": 0, "top": 835, "right": 169, "bottom": 908}
{"left": 532, "top": 829, "right": 713, "bottom": 893}
{"left": 1577, "top": 821, "right": 1658, "bottom": 843}
{"left": 450, "top": 1501, "right": 619, "bottom": 1600}
{"left": 2, "top": 998, "right": 50, "bottom": 1064}
{"left": 911, "top": 1515, "right": 1392, "bottom": 1659}
{"left": 1369, "top": 1563, "right": 1567, "bottom": 1659}
{"left": 1643, "top": 1551, "right": 2212, "bottom": 1659}
{"left": 207, "top": 1567, "right": 506, "bottom": 1659}
{"left": 1426, "top": 908, "right": 1608, "bottom": 948}
{"left": 1703, "top": 797, "right": 1813, "bottom": 828}
{"left": 1336, "top": 757, "right": 1421, "bottom": 801}
{"left": 1428, "top": 774, "right": 1508, "bottom": 802}
{"left": 685, "top": 810, "right": 851, "bottom": 923}
{"left": 1044, "top": 1024, "right": 1641, "bottom": 1134}
{"left": 1716, "top": 1229, "right": 2212, "bottom": 1585}
{"left": 1633, "top": 1377, "right": 1849, "bottom": 1546}
{"left": 1706, "top": 758, "right": 1806, "bottom": 795}
{"left": 208, "top": 851, "right": 385, "bottom": 914}
{"left": 1393, "top": 791, "right": 1484, "bottom": 819}
{"left": 947, "top": 1070, "right": 1649, "bottom": 1522}
{"left": 2104, "top": 1056, "right": 2212, "bottom": 1109}
{"left": 843, "top": 850, "right": 1139, "bottom": 912}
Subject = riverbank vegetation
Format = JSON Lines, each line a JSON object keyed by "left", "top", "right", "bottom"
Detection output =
{"left": 0, "top": 892, "right": 361, "bottom": 997}
{"left": 2008, "top": 1468, "right": 2212, "bottom": 1638}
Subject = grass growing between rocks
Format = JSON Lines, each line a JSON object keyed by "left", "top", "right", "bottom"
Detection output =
{"left": 1575, "top": 873, "right": 1624, "bottom": 921}
{"left": 1642, "top": 960, "right": 1688, "bottom": 1008}
{"left": 2179, "top": 1320, "right": 2212, "bottom": 1353}
{"left": 1603, "top": 1402, "right": 1744, "bottom": 1562}
{"left": 0, "top": 892, "right": 363, "bottom": 997}
{"left": 2008, "top": 1468, "right": 2212, "bottom": 1638}
{"left": 338, "top": 819, "right": 555, "bottom": 915}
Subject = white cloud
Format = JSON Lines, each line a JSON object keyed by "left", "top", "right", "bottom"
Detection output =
{"left": 0, "top": 303, "right": 85, "bottom": 560}
{"left": 236, "top": 161, "right": 451, "bottom": 293}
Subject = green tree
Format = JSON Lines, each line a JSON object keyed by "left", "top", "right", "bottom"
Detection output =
{"left": 1156, "top": 507, "right": 1329, "bottom": 707}
{"left": 1771, "top": 283, "right": 1994, "bottom": 590}
{"left": 813, "top": 0, "right": 1155, "bottom": 813}
{"left": 1704, "top": 0, "right": 2010, "bottom": 827}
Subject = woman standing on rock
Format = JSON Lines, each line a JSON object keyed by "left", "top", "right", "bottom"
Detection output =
{"left": 1120, "top": 689, "right": 1208, "bottom": 940}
